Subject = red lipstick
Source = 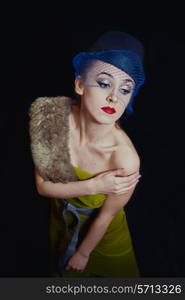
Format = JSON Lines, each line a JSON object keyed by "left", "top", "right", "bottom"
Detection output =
{"left": 101, "top": 106, "right": 116, "bottom": 114}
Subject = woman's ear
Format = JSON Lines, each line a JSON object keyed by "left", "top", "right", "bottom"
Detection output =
{"left": 75, "top": 77, "right": 84, "bottom": 95}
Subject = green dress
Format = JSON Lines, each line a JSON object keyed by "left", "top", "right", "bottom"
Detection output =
{"left": 49, "top": 166, "right": 139, "bottom": 277}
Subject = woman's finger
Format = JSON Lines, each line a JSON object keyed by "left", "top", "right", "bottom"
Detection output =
{"left": 115, "top": 177, "right": 139, "bottom": 189}
{"left": 115, "top": 170, "right": 139, "bottom": 177}
{"left": 116, "top": 174, "right": 141, "bottom": 184}
{"left": 117, "top": 180, "right": 139, "bottom": 194}
{"left": 125, "top": 176, "right": 141, "bottom": 185}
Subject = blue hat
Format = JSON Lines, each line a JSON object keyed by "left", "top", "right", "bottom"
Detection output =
{"left": 72, "top": 31, "right": 145, "bottom": 115}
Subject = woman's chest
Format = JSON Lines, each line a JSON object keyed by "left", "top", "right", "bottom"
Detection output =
{"left": 69, "top": 137, "right": 117, "bottom": 174}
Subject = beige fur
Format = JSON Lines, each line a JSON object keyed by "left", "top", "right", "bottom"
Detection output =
{"left": 29, "top": 96, "right": 78, "bottom": 183}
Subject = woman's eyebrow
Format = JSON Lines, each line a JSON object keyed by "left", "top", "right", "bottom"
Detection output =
{"left": 97, "top": 72, "right": 134, "bottom": 85}
{"left": 123, "top": 78, "right": 135, "bottom": 86}
{"left": 97, "top": 72, "right": 113, "bottom": 78}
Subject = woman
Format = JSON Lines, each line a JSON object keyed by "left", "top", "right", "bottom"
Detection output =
{"left": 29, "top": 31, "right": 145, "bottom": 277}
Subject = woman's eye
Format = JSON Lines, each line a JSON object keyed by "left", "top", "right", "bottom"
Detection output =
{"left": 120, "top": 88, "right": 132, "bottom": 95}
{"left": 97, "top": 81, "right": 111, "bottom": 88}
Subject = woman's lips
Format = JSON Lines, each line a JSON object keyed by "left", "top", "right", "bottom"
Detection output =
{"left": 101, "top": 107, "right": 116, "bottom": 114}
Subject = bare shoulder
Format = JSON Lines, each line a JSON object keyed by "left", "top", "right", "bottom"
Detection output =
{"left": 111, "top": 129, "right": 140, "bottom": 174}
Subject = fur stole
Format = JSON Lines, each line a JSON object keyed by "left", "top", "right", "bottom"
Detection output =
{"left": 29, "top": 96, "right": 78, "bottom": 183}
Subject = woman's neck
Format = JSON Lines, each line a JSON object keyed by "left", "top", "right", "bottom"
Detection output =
{"left": 71, "top": 104, "right": 115, "bottom": 147}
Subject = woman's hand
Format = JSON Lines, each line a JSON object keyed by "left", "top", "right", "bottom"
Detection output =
{"left": 65, "top": 251, "right": 89, "bottom": 273}
{"left": 91, "top": 168, "right": 141, "bottom": 195}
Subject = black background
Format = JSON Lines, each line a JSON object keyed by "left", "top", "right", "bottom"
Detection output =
{"left": 1, "top": 8, "right": 185, "bottom": 277}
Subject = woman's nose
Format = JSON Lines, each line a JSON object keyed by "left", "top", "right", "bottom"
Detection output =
{"left": 107, "top": 90, "right": 118, "bottom": 103}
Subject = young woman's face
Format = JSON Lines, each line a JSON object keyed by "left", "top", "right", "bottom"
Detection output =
{"left": 75, "top": 60, "right": 135, "bottom": 124}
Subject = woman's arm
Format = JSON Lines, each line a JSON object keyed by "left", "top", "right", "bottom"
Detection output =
{"left": 66, "top": 184, "right": 138, "bottom": 273}
{"left": 35, "top": 166, "right": 140, "bottom": 199}
{"left": 77, "top": 186, "right": 136, "bottom": 254}
{"left": 66, "top": 150, "right": 140, "bottom": 272}
{"left": 35, "top": 168, "right": 94, "bottom": 198}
